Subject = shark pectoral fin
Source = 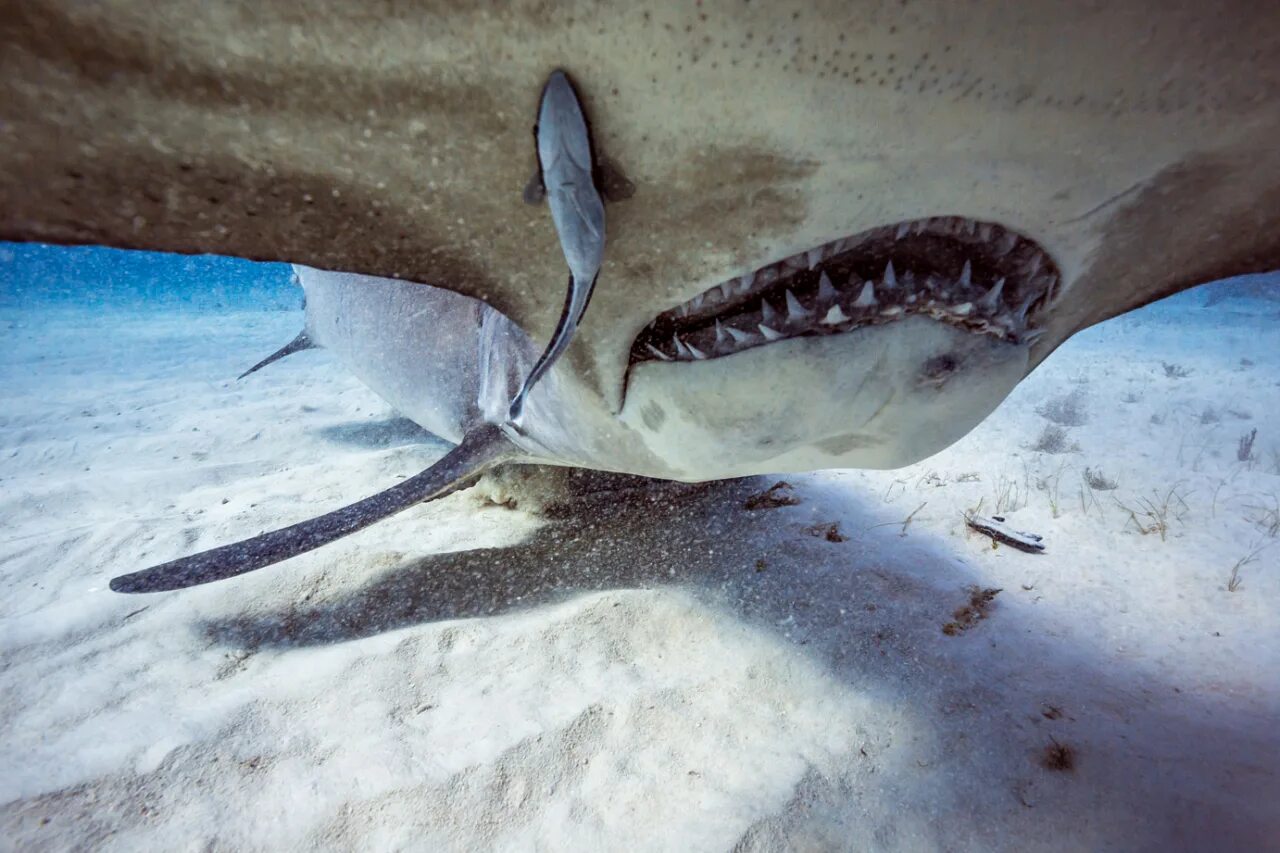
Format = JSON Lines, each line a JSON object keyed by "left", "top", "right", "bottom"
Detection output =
{"left": 108, "top": 424, "right": 516, "bottom": 593}
{"left": 237, "top": 330, "right": 317, "bottom": 380}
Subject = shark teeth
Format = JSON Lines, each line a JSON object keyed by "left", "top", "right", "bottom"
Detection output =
{"left": 760, "top": 298, "right": 782, "bottom": 326}
{"left": 785, "top": 289, "right": 811, "bottom": 321}
{"left": 1012, "top": 292, "right": 1039, "bottom": 324}
{"left": 852, "top": 281, "right": 878, "bottom": 308}
{"left": 674, "top": 334, "right": 708, "bottom": 360}
{"left": 817, "top": 271, "right": 838, "bottom": 304}
{"left": 882, "top": 261, "right": 898, "bottom": 290}
{"left": 822, "top": 305, "right": 851, "bottom": 325}
{"left": 977, "top": 277, "right": 1006, "bottom": 313}
{"left": 638, "top": 215, "right": 1056, "bottom": 364}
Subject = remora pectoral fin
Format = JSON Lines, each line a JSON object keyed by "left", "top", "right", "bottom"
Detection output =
{"left": 522, "top": 169, "right": 546, "bottom": 205}
{"left": 522, "top": 121, "right": 545, "bottom": 205}
{"left": 237, "top": 330, "right": 317, "bottom": 380}
{"left": 109, "top": 424, "right": 516, "bottom": 593}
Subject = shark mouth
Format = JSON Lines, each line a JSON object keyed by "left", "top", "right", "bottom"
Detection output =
{"left": 630, "top": 217, "right": 1060, "bottom": 364}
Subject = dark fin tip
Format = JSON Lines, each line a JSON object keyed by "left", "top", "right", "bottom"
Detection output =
{"left": 237, "top": 330, "right": 316, "bottom": 381}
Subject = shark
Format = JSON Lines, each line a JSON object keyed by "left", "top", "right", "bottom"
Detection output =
{"left": 1, "top": 1, "right": 1278, "bottom": 591}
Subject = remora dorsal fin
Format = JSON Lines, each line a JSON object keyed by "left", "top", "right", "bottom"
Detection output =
{"left": 237, "top": 330, "right": 316, "bottom": 380}
{"left": 109, "top": 424, "right": 516, "bottom": 593}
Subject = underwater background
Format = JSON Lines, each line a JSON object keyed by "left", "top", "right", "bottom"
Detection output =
{"left": 1, "top": 241, "right": 1278, "bottom": 849}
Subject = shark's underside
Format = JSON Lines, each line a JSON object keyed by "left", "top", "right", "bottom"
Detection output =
{"left": 2, "top": 1, "right": 1278, "bottom": 589}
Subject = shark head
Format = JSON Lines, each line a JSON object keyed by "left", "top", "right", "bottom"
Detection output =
{"left": 4, "top": 1, "right": 1278, "bottom": 481}
{"left": 597, "top": 217, "right": 1049, "bottom": 476}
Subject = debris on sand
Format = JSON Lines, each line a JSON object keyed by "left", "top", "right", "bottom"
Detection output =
{"left": 743, "top": 481, "right": 801, "bottom": 510}
{"left": 942, "top": 586, "right": 1002, "bottom": 635}
{"left": 802, "top": 522, "right": 848, "bottom": 542}
{"left": 965, "top": 513, "right": 1046, "bottom": 553}
{"left": 1040, "top": 738, "right": 1076, "bottom": 772}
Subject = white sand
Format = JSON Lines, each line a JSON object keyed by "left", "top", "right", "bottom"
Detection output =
{"left": 1, "top": 289, "right": 1277, "bottom": 850}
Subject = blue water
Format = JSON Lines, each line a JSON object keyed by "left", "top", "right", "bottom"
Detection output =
{"left": 0, "top": 242, "right": 299, "bottom": 312}
{"left": 6, "top": 239, "right": 1278, "bottom": 315}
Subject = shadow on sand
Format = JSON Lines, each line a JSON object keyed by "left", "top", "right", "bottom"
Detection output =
{"left": 199, "top": 472, "right": 1277, "bottom": 849}
{"left": 311, "top": 416, "right": 449, "bottom": 451}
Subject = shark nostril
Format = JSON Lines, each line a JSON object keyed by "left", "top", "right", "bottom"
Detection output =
{"left": 630, "top": 216, "right": 1060, "bottom": 365}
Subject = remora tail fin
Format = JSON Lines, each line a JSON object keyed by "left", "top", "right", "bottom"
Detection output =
{"left": 109, "top": 424, "right": 515, "bottom": 593}
{"left": 507, "top": 272, "right": 595, "bottom": 423}
{"left": 237, "top": 330, "right": 316, "bottom": 380}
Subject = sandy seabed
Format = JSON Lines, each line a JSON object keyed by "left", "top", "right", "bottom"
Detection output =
{"left": 1, "top": 290, "right": 1277, "bottom": 851}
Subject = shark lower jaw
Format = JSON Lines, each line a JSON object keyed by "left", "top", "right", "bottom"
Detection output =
{"left": 616, "top": 316, "right": 1030, "bottom": 478}
{"left": 630, "top": 216, "right": 1060, "bottom": 365}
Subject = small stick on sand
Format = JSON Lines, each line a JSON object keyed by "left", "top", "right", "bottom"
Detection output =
{"left": 965, "top": 513, "right": 1046, "bottom": 553}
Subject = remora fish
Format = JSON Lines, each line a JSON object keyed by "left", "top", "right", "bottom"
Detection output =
{"left": 508, "top": 69, "right": 607, "bottom": 425}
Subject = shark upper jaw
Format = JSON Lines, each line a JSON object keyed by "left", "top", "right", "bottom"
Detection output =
{"left": 629, "top": 216, "right": 1059, "bottom": 368}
